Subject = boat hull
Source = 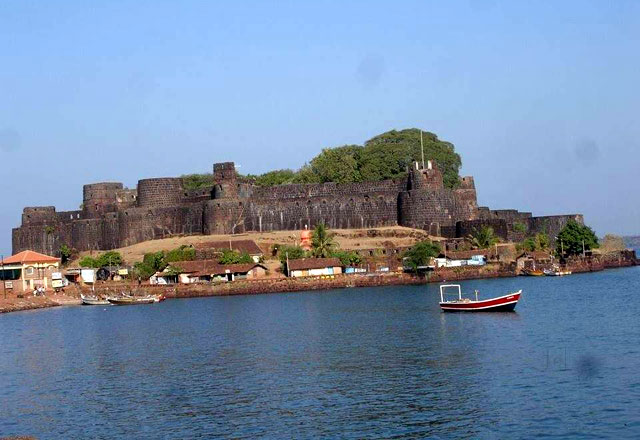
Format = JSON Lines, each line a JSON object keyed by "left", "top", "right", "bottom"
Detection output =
{"left": 81, "top": 295, "right": 110, "bottom": 306}
{"left": 107, "top": 297, "right": 156, "bottom": 305}
{"left": 440, "top": 291, "right": 521, "bottom": 312}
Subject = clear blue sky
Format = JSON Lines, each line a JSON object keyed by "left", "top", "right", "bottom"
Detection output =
{"left": 1, "top": 0, "right": 639, "bottom": 255}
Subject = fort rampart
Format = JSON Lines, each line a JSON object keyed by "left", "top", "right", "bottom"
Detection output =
{"left": 12, "top": 160, "right": 582, "bottom": 255}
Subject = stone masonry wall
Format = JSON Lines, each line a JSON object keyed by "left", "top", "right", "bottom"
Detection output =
{"left": 11, "top": 160, "right": 584, "bottom": 256}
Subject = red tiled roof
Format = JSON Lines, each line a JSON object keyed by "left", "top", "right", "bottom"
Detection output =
{"left": 1, "top": 250, "right": 60, "bottom": 265}
{"left": 194, "top": 240, "right": 263, "bottom": 255}
{"left": 288, "top": 257, "right": 342, "bottom": 271}
{"left": 168, "top": 260, "right": 264, "bottom": 276}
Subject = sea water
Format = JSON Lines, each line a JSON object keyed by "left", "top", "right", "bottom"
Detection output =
{"left": 0, "top": 267, "right": 639, "bottom": 438}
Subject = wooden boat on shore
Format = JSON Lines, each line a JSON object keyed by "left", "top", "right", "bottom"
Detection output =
{"left": 107, "top": 295, "right": 156, "bottom": 305}
{"left": 544, "top": 268, "right": 572, "bottom": 276}
{"left": 81, "top": 294, "right": 111, "bottom": 306}
{"left": 521, "top": 269, "right": 544, "bottom": 276}
{"left": 107, "top": 292, "right": 165, "bottom": 305}
{"left": 439, "top": 284, "right": 522, "bottom": 312}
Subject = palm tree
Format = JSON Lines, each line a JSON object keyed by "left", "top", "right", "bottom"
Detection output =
{"left": 311, "top": 223, "right": 336, "bottom": 258}
{"left": 469, "top": 226, "right": 499, "bottom": 249}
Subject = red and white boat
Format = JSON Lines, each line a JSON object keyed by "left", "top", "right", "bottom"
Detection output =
{"left": 439, "top": 284, "right": 522, "bottom": 312}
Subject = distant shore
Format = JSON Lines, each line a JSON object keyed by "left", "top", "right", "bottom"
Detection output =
{"left": 2, "top": 253, "right": 636, "bottom": 315}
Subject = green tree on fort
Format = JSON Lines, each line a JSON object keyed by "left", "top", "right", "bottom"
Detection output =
{"left": 361, "top": 129, "right": 462, "bottom": 188}
{"left": 307, "top": 145, "right": 362, "bottom": 183}
{"left": 292, "top": 164, "right": 321, "bottom": 184}
{"left": 556, "top": 220, "right": 599, "bottom": 257}
{"left": 181, "top": 173, "right": 214, "bottom": 190}
{"left": 311, "top": 223, "right": 336, "bottom": 258}
{"left": 253, "top": 169, "right": 298, "bottom": 186}
{"left": 286, "top": 128, "right": 462, "bottom": 187}
{"left": 403, "top": 241, "right": 441, "bottom": 271}
{"left": 469, "top": 226, "right": 499, "bottom": 249}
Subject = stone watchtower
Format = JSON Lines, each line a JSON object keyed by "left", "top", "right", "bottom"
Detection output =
{"left": 82, "top": 183, "right": 123, "bottom": 219}
{"left": 406, "top": 160, "right": 444, "bottom": 191}
{"left": 204, "top": 162, "right": 248, "bottom": 235}
{"left": 213, "top": 162, "right": 238, "bottom": 199}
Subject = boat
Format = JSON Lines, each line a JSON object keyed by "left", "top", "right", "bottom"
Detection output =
{"left": 107, "top": 292, "right": 165, "bottom": 305}
{"left": 544, "top": 268, "right": 572, "bottom": 276}
{"left": 521, "top": 269, "right": 544, "bottom": 276}
{"left": 81, "top": 294, "right": 111, "bottom": 306}
{"left": 107, "top": 295, "right": 156, "bottom": 305}
{"left": 439, "top": 284, "right": 522, "bottom": 312}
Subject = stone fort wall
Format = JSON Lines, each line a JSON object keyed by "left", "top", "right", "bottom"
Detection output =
{"left": 11, "top": 161, "right": 583, "bottom": 255}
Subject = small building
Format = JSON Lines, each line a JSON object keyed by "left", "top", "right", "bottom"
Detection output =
{"left": 433, "top": 250, "right": 487, "bottom": 268}
{"left": 287, "top": 257, "right": 343, "bottom": 277}
{"left": 194, "top": 240, "right": 264, "bottom": 263}
{"left": 516, "top": 251, "right": 553, "bottom": 271}
{"left": 0, "top": 250, "right": 61, "bottom": 294}
{"left": 162, "top": 260, "right": 267, "bottom": 283}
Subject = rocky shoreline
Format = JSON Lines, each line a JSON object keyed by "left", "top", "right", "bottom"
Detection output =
{"left": 1, "top": 254, "right": 636, "bottom": 315}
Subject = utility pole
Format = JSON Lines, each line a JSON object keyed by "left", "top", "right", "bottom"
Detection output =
{"left": 286, "top": 252, "right": 290, "bottom": 277}
{"left": 1, "top": 254, "right": 6, "bottom": 299}
{"left": 582, "top": 240, "right": 585, "bottom": 258}
{"left": 420, "top": 129, "right": 425, "bottom": 170}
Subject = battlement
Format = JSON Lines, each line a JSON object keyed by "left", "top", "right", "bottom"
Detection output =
{"left": 458, "top": 176, "right": 475, "bottom": 190}
{"left": 22, "top": 206, "right": 57, "bottom": 225}
{"left": 213, "top": 162, "right": 237, "bottom": 181}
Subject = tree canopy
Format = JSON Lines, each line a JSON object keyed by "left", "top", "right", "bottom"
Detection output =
{"left": 556, "top": 220, "right": 599, "bottom": 256}
{"left": 403, "top": 241, "right": 441, "bottom": 271}
{"left": 520, "top": 233, "right": 550, "bottom": 252}
{"left": 181, "top": 173, "right": 214, "bottom": 190}
{"left": 238, "top": 128, "right": 462, "bottom": 189}
{"left": 311, "top": 223, "right": 336, "bottom": 257}
{"left": 134, "top": 246, "right": 197, "bottom": 279}
{"left": 78, "top": 251, "right": 123, "bottom": 268}
{"left": 278, "top": 245, "right": 307, "bottom": 273}
{"left": 218, "top": 249, "right": 253, "bottom": 264}
{"left": 469, "top": 226, "right": 499, "bottom": 249}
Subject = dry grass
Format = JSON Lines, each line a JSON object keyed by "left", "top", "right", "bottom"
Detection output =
{"left": 74, "top": 226, "right": 436, "bottom": 264}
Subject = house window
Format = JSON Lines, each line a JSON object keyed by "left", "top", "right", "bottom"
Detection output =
{"left": 26, "top": 267, "right": 34, "bottom": 275}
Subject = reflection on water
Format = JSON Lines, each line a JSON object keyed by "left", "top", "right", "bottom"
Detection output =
{"left": 1, "top": 266, "right": 639, "bottom": 438}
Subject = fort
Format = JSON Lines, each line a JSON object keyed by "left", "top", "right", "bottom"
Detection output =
{"left": 12, "top": 160, "right": 583, "bottom": 256}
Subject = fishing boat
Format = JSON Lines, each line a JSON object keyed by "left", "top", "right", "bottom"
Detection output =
{"left": 107, "top": 292, "right": 165, "bottom": 305}
{"left": 543, "top": 268, "right": 572, "bottom": 276}
{"left": 107, "top": 295, "right": 156, "bottom": 305}
{"left": 439, "top": 284, "right": 522, "bottom": 312}
{"left": 521, "top": 269, "right": 544, "bottom": 276}
{"left": 80, "top": 294, "right": 111, "bottom": 306}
